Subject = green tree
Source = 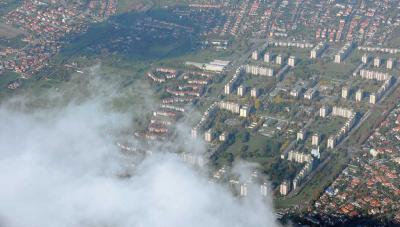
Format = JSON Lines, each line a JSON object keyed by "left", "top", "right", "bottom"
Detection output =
{"left": 254, "top": 98, "right": 261, "bottom": 110}
{"left": 242, "top": 131, "right": 250, "bottom": 143}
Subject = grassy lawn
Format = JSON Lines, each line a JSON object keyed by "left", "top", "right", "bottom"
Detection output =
{"left": 266, "top": 47, "right": 310, "bottom": 60}
{"left": 308, "top": 61, "right": 356, "bottom": 81}
{"left": 215, "top": 130, "right": 282, "bottom": 170}
{"left": 386, "top": 27, "right": 400, "bottom": 49}
{"left": 309, "top": 117, "right": 346, "bottom": 138}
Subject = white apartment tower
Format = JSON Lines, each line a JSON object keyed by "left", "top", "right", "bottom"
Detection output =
{"left": 276, "top": 54, "right": 283, "bottom": 65}
{"left": 260, "top": 183, "right": 268, "bottom": 197}
{"left": 191, "top": 128, "right": 197, "bottom": 139}
{"left": 237, "top": 85, "right": 245, "bottom": 96}
{"left": 310, "top": 43, "right": 327, "bottom": 59}
{"left": 224, "top": 84, "right": 231, "bottom": 94}
{"left": 312, "top": 133, "right": 320, "bottom": 146}
{"left": 288, "top": 56, "right": 296, "bottom": 67}
{"left": 240, "top": 184, "right": 248, "bottom": 197}
{"left": 297, "top": 129, "right": 305, "bottom": 141}
{"left": 219, "top": 132, "right": 226, "bottom": 142}
{"left": 251, "top": 88, "right": 259, "bottom": 97}
{"left": 370, "top": 93, "right": 377, "bottom": 104}
{"left": 251, "top": 50, "right": 259, "bottom": 60}
{"left": 310, "top": 49, "right": 317, "bottom": 59}
{"left": 292, "top": 179, "right": 298, "bottom": 191}
{"left": 327, "top": 136, "right": 336, "bottom": 149}
{"left": 387, "top": 58, "right": 394, "bottom": 70}
{"left": 264, "top": 52, "right": 271, "bottom": 63}
{"left": 204, "top": 129, "right": 214, "bottom": 142}
{"left": 239, "top": 106, "right": 249, "bottom": 118}
{"left": 361, "top": 54, "right": 369, "bottom": 64}
{"left": 355, "top": 89, "right": 363, "bottom": 102}
{"left": 334, "top": 42, "right": 354, "bottom": 63}
{"left": 342, "top": 86, "right": 349, "bottom": 99}
{"left": 334, "top": 54, "right": 342, "bottom": 63}
{"left": 373, "top": 57, "right": 381, "bottom": 68}
{"left": 319, "top": 106, "right": 329, "bottom": 118}
{"left": 279, "top": 181, "right": 291, "bottom": 196}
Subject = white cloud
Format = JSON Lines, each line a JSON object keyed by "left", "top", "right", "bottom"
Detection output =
{"left": 0, "top": 92, "right": 278, "bottom": 227}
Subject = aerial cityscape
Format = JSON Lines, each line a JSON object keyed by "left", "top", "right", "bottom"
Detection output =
{"left": 0, "top": 0, "right": 400, "bottom": 226}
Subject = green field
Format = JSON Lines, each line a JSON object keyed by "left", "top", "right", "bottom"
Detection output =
{"left": 309, "top": 117, "right": 346, "bottom": 138}
{"left": 61, "top": 8, "right": 206, "bottom": 61}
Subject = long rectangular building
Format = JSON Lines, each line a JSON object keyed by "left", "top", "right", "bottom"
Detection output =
{"left": 359, "top": 69, "right": 391, "bottom": 81}
{"left": 244, "top": 64, "right": 274, "bottom": 77}
{"left": 332, "top": 106, "right": 354, "bottom": 119}
{"left": 218, "top": 101, "right": 241, "bottom": 113}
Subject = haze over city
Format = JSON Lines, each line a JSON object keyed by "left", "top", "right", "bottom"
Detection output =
{"left": 0, "top": 0, "right": 400, "bottom": 226}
